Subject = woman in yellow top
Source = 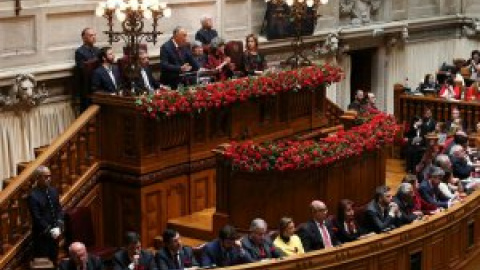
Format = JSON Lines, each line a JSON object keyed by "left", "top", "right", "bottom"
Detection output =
{"left": 273, "top": 217, "right": 305, "bottom": 256}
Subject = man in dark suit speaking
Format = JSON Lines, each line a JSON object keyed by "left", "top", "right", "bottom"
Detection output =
{"left": 159, "top": 26, "right": 199, "bottom": 89}
{"left": 27, "top": 165, "right": 63, "bottom": 264}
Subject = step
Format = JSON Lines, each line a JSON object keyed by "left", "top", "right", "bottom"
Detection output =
{"left": 34, "top": 145, "right": 50, "bottom": 158}
{"left": 17, "top": 161, "right": 31, "bottom": 175}
{"left": 167, "top": 208, "right": 215, "bottom": 241}
{"left": 3, "top": 177, "right": 15, "bottom": 188}
{"left": 154, "top": 235, "right": 206, "bottom": 250}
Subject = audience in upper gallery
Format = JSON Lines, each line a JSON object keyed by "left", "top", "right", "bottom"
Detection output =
{"left": 91, "top": 47, "right": 122, "bottom": 93}
{"left": 365, "top": 92, "right": 380, "bottom": 114}
{"left": 450, "top": 145, "right": 475, "bottom": 181}
{"left": 159, "top": 26, "right": 199, "bottom": 89}
{"left": 419, "top": 166, "right": 455, "bottom": 209}
{"left": 444, "top": 130, "right": 468, "bottom": 157}
{"left": 241, "top": 218, "right": 285, "bottom": 261}
{"left": 137, "top": 49, "right": 160, "bottom": 94}
{"left": 113, "top": 231, "right": 156, "bottom": 270}
{"left": 331, "top": 199, "right": 368, "bottom": 243}
{"left": 405, "top": 116, "right": 427, "bottom": 174}
{"left": 434, "top": 154, "right": 465, "bottom": 198}
{"left": 59, "top": 242, "right": 103, "bottom": 270}
{"left": 195, "top": 15, "right": 218, "bottom": 47}
{"left": 402, "top": 174, "right": 439, "bottom": 215}
{"left": 394, "top": 183, "right": 423, "bottom": 225}
{"left": 75, "top": 27, "right": 100, "bottom": 69}
{"left": 201, "top": 225, "right": 253, "bottom": 267}
{"left": 421, "top": 108, "right": 436, "bottom": 134}
{"left": 445, "top": 107, "right": 467, "bottom": 133}
{"left": 205, "top": 37, "right": 236, "bottom": 81}
{"left": 273, "top": 217, "right": 305, "bottom": 256}
{"left": 243, "top": 34, "right": 267, "bottom": 76}
{"left": 298, "top": 200, "right": 340, "bottom": 252}
{"left": 465, "top": 81, "right": 480, "bottom": 101}
{"left": 28, "top": 166, "right": 63, "bottom": 265}
{"left": 439, "top": 77, "right": 462, "bottom": 100}
{"left": 155, "top": 229, "right": 199, "bottom": 270}
{"left": 365, "top": 185, "right": 403, "bottom": 233}
{"left": 418, "top": 74, "right": 440, "bottom": 95}
{"left": 347, "top": 89, "right": 366, "bottom": 112}
{"left": 434, "top": 122, "right": 448, "bottom": 145}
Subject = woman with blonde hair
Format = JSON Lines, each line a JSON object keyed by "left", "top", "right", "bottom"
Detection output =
{"left": 273, "top": 217, "right": 304, "bottom": 256}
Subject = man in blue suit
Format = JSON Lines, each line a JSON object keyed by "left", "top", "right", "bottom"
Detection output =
{"left": 113, "top": 232, "right": 156, "bottom": 270}
{"left": 241, "top": 218, "right": 284, "bottom": 261}
{"left": 28, "top": 165, "right": 63, "bottom": 264}
{"left": 155, "top": 229, "right": 199, "bottom": 269}
{"left": 159, "top": 26, "right": 199, "bottom": 89}
{"left": 419, "top": 166, "right": 453, "bottom": 209}
{"left": 91, "top": 46, "right": 122, "bottom": 93}
{"left": 137, "top": 49, "right": 160, "bottom": 93}
{"left": 201, "top": 225, "right": 253, "bottom": 267}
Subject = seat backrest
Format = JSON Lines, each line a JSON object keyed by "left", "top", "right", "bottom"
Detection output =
{"left": 64, "top": 207, "right": 96, "bottom": 248}
{"left": 354, "top": 204, "right": 368, "bottom": 230}
{"left": 224, "top": 41, "right": 244, "bottom": 74}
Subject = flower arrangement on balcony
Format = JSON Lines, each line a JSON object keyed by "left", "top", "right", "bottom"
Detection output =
{"left": 135, "top": 64, "right": 343, "bottom": 118}
{"left": 221, "top": 113, "right": 399, "bottom": 172}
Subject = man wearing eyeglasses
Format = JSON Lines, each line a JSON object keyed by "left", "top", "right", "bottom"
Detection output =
{"left": 27, "top": 165, "right": 63, "bottom": 265}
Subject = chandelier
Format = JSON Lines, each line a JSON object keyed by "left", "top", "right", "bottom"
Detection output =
{"left": 95, "top": 0, "right": 172, "bottom": 93}
{"left": 266, "top": 0, "right": 328, "bottom": 68}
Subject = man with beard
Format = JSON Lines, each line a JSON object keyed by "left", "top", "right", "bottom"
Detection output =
{"left": 91, "top": 47, "right": 122, "bottom": 93}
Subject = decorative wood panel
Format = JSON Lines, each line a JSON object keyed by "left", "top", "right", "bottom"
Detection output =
{"left": 165, "top": 176, "right": 189, "bottom": 220}
{"left": 189, "top": 169, "right": 216, "bottom": 212}
{"left": 141, "top": 183, "right": 166, "bottom": 248}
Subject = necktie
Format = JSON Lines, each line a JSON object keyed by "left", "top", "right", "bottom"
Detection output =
{"left": 319, "top": 224, "right": 333, "bottom": 248}
{"left": 346, "top": 221, "right": 356, "bottom": 234}
{"left": 258, "top": 245, "right": 266, "bottom": 259}
{"left": 173, "top": 253, "right": 180, "bottom": 269}
{"left": 106, "top": 67, "right": 117, "bottom": 88}
{"left": 176, "top": 47, "right": 184, "bottom": 62}
{"left": 141, "top": 68, "right": 153, "bottom": 91}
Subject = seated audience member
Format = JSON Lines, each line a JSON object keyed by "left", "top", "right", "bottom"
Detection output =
{"left": 467, "top": 50, "right": 480, "bottom": 81}
{"left": 434, "top": 122, "right": 448, "bottom": 146}
{"left": 75, "top": 27, "right": 100, "bottom": 69}
{"left": 444, "top": 130, "right": 468, "bottom": 156}
{"left": 445, "top": 107, "right": 466, "bottom": 133}
{"left": 434, "top": 154, "right": 465, "bottom": 198}
{"left": 332, "top": 199, "right": 368, "bottom": 243}
{"left": 28, "top": 166, "right": 63, "bottom": 264}
{"left": 421, "top": 108, "right": 436, "bottom": 134}
{"left": 419, "top": 166, "right": 454, "bottom": 208}
{"left": 394, "top": 183, "right": 423, "bottom": 225}
{"left": 405, "top": 116, "right": 426, "bottom": 173}
{"left": 241, "top": 218, "right": 284, "bottom": 261}
{"left": 243, "top": 34, "right": 267, "bottom": 76}
{"left": 365, "top": 186, "right": 403, "bottom": 233}
{"left": 450, "top": 145, "right": 474, "bottom": 181}
{"left": 439, "top": 77, "right": 461, "bottom": 100}
{"left": 465, "top": 81, "right": 480, "bottom": 101}
{"left": 91, "top": 47, "right": 121, "bottom": 93}
{"left": 137, "top": 49, "right": 160, "bottom": 93}
{"left": 155, "top": 229, "right": 199, "bottom": 270}
{"left": 205, "top": 37, "right": 235, "bottom": 81}
{"left": 159, "top": 26, "right": 199, "bottom": 89}
{"left": 195, "top": 15, "right": 218, "bottom": 46}
{"left": 59, "top": 242, "right": 103, "bottom": 270}
{"left": 403, "top": 175, "right": 439, "bottom": 215}
{"left": 347, "top": 89, "right": 366, "bottom": 112}
{"left": 365, "top": 92, "right": 380, "bottom": 114}
{"left": 418, "top": 74, "right": 440, "bottom": 95}
{"left": 113, "top": 232, "right": 156, "bottom": 270}
{"left": 191, "top": 41, "right": 208, "bottom": 68}
{"left": 201, "top": 225, "right": 253, "bottom": 267}
{"left": 298, "top": 200, "right": 340, "bottom": 252}
{"left": 273, "top": 217, "right": 304, "bottom": 256}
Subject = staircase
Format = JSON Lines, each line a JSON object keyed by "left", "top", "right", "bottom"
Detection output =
{"left": 0, "top": 105, "right": 101, "bottom": 269}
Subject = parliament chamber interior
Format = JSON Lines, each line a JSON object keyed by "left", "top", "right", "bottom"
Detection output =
{"left": 3, "top": 0, "right": 480, "bottom": 269}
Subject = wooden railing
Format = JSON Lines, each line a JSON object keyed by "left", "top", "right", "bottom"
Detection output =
{"left": 394, "top": 85, "right": 480, "bottom": 130}
{"left": 325, "top": 98, "right": 344, "bottom": 126}
{"left": 224, "top": 189, "right": 480, "bottom": 270}
{"left": 0, "top": 105, "right": 101, "bottom": 269}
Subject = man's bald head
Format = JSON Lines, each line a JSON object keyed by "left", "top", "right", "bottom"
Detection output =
{"left": 310, "top": 200, "right": 328, "bottom": 223}
{"left": 69, "top": 242, "right": 87, "bottom": 266}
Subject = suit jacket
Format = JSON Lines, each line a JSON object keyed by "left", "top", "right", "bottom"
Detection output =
{"left": 240, "top": 236, "right": 284, "bottom": 261}
{"left": 28, "top": 186, "right": 63, "bottom": 236}
{"left": 195, "top": 28, "right": 218, "bottom": 45}
{"left": 137, "top": 66, "right": 160, "bottom": 92}
{"left": 201, "top": 239, "right": 253, "bottom": 267}
{"left": 113, "top": 249, "right": 156, "bottom": 270}
{"left": 75, "top": 45, "right": 100, "bottom": 69}
{"left": 331, "top": 218, "right": 366, "bottom": 243}
{"left": 297, "top": 219, "right": 340, "bottom": 252}
{"left": 59, "top": 255, "right": 103, "bottom": 270}
{"left": 421, "top": 117, "right": 436, "bottom": 134}
{"left": 418, "top": 180, "right": 449, "bottom": 208}
{"left": 159, "top": 39, "right": 199, "bottom": 89}
{"left": 365, "top": 200, "right": 401, "bottom": 233}
{"left": 91, "top": 65, "right": 122, "bottom": 93}
{"left": 451, "top": 156, "right": 474, "bottom": 180}
{"left": 155, "top": 246, "right": 198, "bottom": 270}
{"left": 393, "top": 195, "right": 418, "bottom": 225}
